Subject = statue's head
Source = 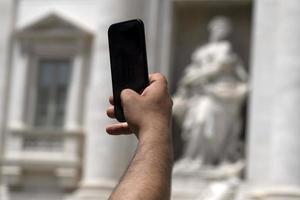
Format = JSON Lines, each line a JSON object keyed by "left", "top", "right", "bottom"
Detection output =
{"left": 208, "top": 16, "right": 232, "bottom": 42}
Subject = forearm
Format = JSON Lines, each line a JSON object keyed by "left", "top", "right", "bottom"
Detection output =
{"left": 109, "top": 125, "right": 173, "bottom": 200}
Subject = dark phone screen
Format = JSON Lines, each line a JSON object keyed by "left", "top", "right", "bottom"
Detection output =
{"left": 108, "top": 19, "right": 149, "bottom": 122}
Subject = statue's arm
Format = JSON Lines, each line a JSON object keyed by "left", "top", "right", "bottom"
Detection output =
{"left": 181, "top": 63, "right": 222, "bottom": 87}
{"left": 207, "top": 83, "right": 248, "bottom": 101}
{"left": 235, "top": 62, "right": 248, "bottom": 82}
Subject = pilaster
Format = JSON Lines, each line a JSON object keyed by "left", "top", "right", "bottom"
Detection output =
{"left": 243, "top": 0, "right": 300, "bottom": 199}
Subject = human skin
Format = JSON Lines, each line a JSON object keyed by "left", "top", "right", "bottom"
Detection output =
{"left": 106, "top": 73, "right": 173, "bottom": 200}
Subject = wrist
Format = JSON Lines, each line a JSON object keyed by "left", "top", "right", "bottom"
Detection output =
{"left": 138, "top": 130, "right": 173, "bottom": 158}
{"left": 138, "top": 127, "right": 174, "bottom": 168}
{"left": 138, "top": 121, "right": 172, "bottom": 146}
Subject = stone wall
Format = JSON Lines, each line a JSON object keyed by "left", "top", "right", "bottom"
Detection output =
{"left": 1, "top": 0, "right": 172, "bottom": 199}
{"left": 245, "top": 0, "right": 300, "bottom": 199}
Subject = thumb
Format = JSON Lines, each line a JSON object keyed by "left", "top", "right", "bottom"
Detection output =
{"left": 120, "top": 89, "right": 141, "bottom": 106}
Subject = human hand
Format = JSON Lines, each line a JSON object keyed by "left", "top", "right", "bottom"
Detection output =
{"left": 106, "top": 73, "right": 173, "bottom": 140}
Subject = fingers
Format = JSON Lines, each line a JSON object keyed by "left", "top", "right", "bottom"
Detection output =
{"left": 109, "top": 96, "right": 114, "bottom": 105}
{"left": 106, "top": 106, "right": 115, "bottom": 118}
{"left": 142, "top": 73, "right": 169, "bottom": 96}
{"left": 149, "top": 73, "right": 168, "bottom": 85}
{"left": 120, "top": 89, "right": 140, "bottom": 105}
{"left": 106, "top": 122, "right": 132, "bottom": 135}
{"left": 106, "top": 96, "right": 132, "bottom": 135}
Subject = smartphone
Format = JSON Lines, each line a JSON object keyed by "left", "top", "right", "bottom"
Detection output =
{"left": 108, "top": 19, "right": 149, "bottom": 122}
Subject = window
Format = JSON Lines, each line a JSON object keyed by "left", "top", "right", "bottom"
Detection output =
{"left": 34, "top": 59, "right": 72, "bottom": 128}
{"left": 23, "top": 136, "right": 63, "bottom": 151}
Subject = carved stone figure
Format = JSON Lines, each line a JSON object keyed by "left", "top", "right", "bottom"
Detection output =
{"left": 173, "top": 16, "right": 248, "bottom": 174}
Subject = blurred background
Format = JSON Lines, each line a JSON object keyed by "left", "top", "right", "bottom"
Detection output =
{"left": 1, "top": 0, "right": 300, "bottom": 200}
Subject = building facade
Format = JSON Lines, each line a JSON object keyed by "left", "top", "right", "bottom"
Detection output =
{"left": 0, "top": 0, "right": 171, "bottom": 199}
{"left": 0, "top": 0, "right": 300, "bottom": 200}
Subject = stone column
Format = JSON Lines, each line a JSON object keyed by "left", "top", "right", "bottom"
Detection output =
{"left": 69, "top": 1, "right": 145, "bottom": 199}
{"left": 0, "top": 0, "right": 14, "bottom": 155}
{"left": 7, "top": 42, "right": 29, "bottom": 130}
{"left": 244, "top": 0, "right": 300, "bottom": 199}
{"left": 144, "top": 0, "right": 172, "bottom": 79}
{"left": 0, "top": 0, "right": 15, "bottom": 198}
{"left": 65, "top": 48, "right": 85, "bottom": 131}
{"left": 246, "top": 0, "right": 278, "bottom": 185}
{"left": 270, "top": 0, "right": 300, "bottom": 187}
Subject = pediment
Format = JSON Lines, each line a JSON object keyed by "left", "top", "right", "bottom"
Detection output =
{"left": 17, "top": 12, "right": 93, "bottom": 40}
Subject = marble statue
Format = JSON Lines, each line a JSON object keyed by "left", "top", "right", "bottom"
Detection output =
{"left": 172, "top": 16, "right": 248, "bottom": 174}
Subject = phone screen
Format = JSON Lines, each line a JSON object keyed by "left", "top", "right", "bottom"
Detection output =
{"left": 108, "top": 19, "right": 149, "bottom": 122}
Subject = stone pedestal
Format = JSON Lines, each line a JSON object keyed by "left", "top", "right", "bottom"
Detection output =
{"left": 245, "top": 0, "right": 300, "bottom": 199}
{"left": 0, "top": 184, "right": 9, "bottom": 200}
{"left": 172, "top": 175, "right": 207, "bottom": 200}
{"left": 172, "top": 162, "right": 244, "bottom": 200}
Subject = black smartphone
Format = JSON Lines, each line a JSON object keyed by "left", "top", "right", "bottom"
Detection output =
{"left": 108, "top": 19, "right": 149, "bottom": 122}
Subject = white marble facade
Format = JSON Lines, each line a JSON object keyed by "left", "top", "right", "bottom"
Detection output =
{"left": 1, "top": 0, "right": 300, "bottom": 200}
{"left": 244, "top": 0, "right": 300, "bottom": 199}
{"left": 0, "top": 0, "right": 15, "bottom": 199}
{"left": 0, "top": 0, "right": 172, "bottom": 200}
